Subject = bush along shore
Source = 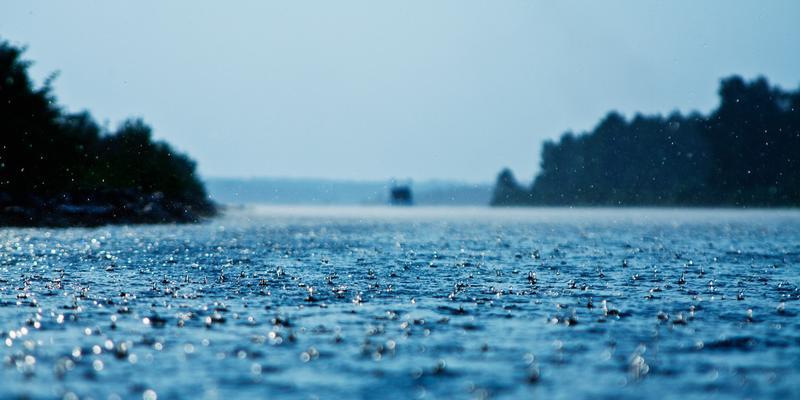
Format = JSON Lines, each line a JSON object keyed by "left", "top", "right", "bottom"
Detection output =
{"left": 492, "top": 76, "right": 800, "bottom": 207}
{"left": 0, "top": 39, "right": 216, "bottom": 226}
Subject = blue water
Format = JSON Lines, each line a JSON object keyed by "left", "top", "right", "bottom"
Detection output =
{"left": 1, "top": 206, "right": 799, "bottom": 400}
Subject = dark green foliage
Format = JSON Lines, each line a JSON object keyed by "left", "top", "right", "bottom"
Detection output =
{"left": 489, "top": 168, "right": 531, "bottom": 206}
{"left": 96, "top": 119, "right": 207, "bottom": 203}
{"left": 493, "top": 76, "right": 800, "bottom": 207}
{"left": 0, "top": 39, "right": 215, "bottom": 225}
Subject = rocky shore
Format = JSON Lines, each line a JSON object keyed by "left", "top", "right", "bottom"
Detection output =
{"left": 0, "top": 190, "right": 217, "bottom": 227}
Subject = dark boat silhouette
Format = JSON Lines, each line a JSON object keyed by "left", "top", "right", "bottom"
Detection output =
{"left": 390, "top": 184, "right": 413, "bottom": 206}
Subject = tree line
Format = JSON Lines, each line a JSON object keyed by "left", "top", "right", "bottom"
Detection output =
{"left": 492, "top": 76, "right": 800, "bottom": 207}
{"left": 0, "top": 39, "right": 215, "bottom": 225}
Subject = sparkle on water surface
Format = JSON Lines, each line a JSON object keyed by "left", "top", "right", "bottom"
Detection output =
{"left": 1, "top": 206, "right": 799, "bottom": 399}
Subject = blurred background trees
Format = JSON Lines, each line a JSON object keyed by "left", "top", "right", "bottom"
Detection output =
{"left": 493, "top": 76, "right": 800, "bottom": 207}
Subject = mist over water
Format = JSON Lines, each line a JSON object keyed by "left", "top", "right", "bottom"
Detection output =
{"left": 2, "top": 207, "right": 798, "bottom": 399}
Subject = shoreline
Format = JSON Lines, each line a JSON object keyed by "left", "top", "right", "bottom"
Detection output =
{"left": 0, "top": 191, "right": 217, "bottom": 228}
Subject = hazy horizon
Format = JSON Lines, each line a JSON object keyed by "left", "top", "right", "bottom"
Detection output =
{"left": 204, "top": 175, "right": 492, "bottom": 185}
{"left": 3, "top": 1, "right": 799, "bottom": 183}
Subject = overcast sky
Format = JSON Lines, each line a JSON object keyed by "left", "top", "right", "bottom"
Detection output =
{"left": 3, "top": 1, "right": 799, "bottom": 183}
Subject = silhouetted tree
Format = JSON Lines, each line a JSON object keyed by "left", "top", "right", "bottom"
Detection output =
{"left": 493, "top": 76, "right": 800, "bottom": 207}
{"left": 0, "top": 39, "right": 215, "bottom": 225}
{"left": 490, "top": 168, "right": 530, "bottom": 205}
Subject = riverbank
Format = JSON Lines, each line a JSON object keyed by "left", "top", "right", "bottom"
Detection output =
{"left": 0, "top": 190, "right": 216, "bottom": 227}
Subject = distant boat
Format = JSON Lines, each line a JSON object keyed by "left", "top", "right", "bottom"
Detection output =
{"left": 390, "top": 184, "right": 413, "bottom": 206}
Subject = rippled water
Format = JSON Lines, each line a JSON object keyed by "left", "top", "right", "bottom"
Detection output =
{"left": 1, "top": 206, "right": 799, "bottom": 400}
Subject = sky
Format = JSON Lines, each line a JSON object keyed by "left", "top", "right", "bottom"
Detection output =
{"left": 2, "top": 1, "right": 799, "bottom": 183}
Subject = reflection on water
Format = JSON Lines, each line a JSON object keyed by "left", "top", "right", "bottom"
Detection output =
{"left": 1, "top": 206, "right": 799, "bottom": 399}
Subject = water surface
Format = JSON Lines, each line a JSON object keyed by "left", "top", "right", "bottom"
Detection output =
{"left": 1, "top": 206, "right": 799, "bottom": 399}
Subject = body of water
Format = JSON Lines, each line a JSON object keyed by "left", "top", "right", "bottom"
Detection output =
{"left": 1, "top": 206, "right": 799, "bottom": 399}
